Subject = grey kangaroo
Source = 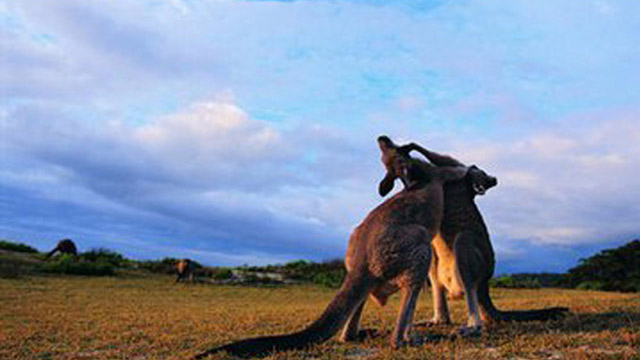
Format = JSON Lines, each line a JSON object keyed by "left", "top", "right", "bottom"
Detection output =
{"left": 45, "top": 238, "right": 78, "bottom": 259}
{"left": 192, "top": 137, "right": 469, "bottom": 359}
{"left": 175, "top": 259, "right": 196, "bottom": 283}
{"left": 381, "top": 139, "right": 568, "bottom": 336}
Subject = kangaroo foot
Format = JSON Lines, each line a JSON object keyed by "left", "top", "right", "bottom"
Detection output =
{"left": 455, "top": 325, "right": 481, "bottom": 338}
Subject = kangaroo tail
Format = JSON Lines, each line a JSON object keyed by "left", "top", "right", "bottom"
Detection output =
{"left": 477, "top": 280, "right": 569, "bottom": 322}
{"left": 192, "top": 271, "right": 373, "bottom": 359}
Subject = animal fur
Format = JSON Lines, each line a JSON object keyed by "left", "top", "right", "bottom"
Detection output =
{"left": 191, "top": 137, "right": 467, "bottom": 358}
{"left": 393, "top": 140, "right": 568, "bottom": 335}
{"left": 45, "top": 239, "right": 78, "bottom": 259}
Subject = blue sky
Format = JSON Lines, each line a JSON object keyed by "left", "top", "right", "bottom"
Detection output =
{"left": 1, "top": 0, "right": 639, "bottom": 273}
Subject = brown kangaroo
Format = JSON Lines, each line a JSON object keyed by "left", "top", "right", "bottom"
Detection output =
{"left": 45, "top": 238, "right": 78, "bottom": 259}
{"left": 385, "top": 140, "right": 568, "bottom": 336}
{"left": 176, "top": 259, "right": 196, "bottom": 283}
{"left": 192, "top": 137, "right": 469, "bottom": 359}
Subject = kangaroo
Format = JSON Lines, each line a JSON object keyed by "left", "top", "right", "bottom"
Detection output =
{"left": 176, "top": 259, "right": 196, "bottom": 283}
{"left": 192, "top": 137, "right": 469, "bottom": 359}
{"left": 45, "top": 238, "right": 78, "bottom": 259}
{"left": 383, "top": 139, "right": 568, "bottom": 336}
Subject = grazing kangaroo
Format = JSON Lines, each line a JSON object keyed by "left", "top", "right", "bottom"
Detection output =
{"left": 176, "top": 259, "right": 196, "bottom": 283}
{"left": 192, "top": 137, "right": 469, "bottom": 359}
{"left": 45, "top": 238, "right": 78, "bottom": 259}
{"left": 383, "top": 139, "right": 568, "bottom": 336}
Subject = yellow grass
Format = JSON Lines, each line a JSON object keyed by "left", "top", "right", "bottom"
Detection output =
{"left": 1, "top": 275, "right": 638, "bottom": 360}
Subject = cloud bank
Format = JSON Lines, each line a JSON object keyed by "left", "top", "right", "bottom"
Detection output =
{"left": 1, "top": 0, "right": 638, "bottom": 271}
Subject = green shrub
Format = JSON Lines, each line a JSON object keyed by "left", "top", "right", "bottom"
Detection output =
{"left": 0, "top": 240, "right": 39, "bottom": 254}
{"left": 313, "top": 270, "right": 345, "bottom": 288}
{"left": 137, "top": 258, "right": 178, "bottom": 274}
{"left": 576, "top": 281, "right": 605, "bottom": 291}
{"left": 490, "top": 276, "right": 516, "bottom": 288}
{"left": 39, "top": 255, "right": 114, "bottom": 276}
{"left": 79, "top": 248, "right": 125, "bottom": 266}
{"left": 281, "top": 259, "right": 345, "bottom": 284}
{"left": 212, "top": 268, "right": 233, "bottom": 280}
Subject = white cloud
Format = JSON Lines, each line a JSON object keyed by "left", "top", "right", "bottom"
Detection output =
{"left": 457, "top": 110, "right": 640, "bottom": 250}
{"left": 132, "top": 98, "right": 292, "bottom": 191}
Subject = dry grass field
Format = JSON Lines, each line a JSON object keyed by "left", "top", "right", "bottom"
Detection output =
{"left": 1, "top": 275, "right": 638, "bottom": 360}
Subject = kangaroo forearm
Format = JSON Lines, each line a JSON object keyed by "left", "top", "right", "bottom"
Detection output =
{"left": 408, "top": 143, "right": 465, "bottom": 167}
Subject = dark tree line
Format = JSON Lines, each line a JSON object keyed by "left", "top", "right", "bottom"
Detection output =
{"left": 566, "top": 239, "right": 640, "bottom": 292}
{"left": 2, "top": 239, "right": 638, "bottom": 292}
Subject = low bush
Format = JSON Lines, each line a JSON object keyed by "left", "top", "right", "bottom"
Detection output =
{"left": 313, "top": 270, "right": 345, "bottom": 288}
{"left": 79, "top": 248, "right": 126, "bottom": 266}
{"left": 490, "top": 275, "right": 541, "bottom": 289}
{"left": 136, "top": 258, "right": 179, "bottom": 274}
{"left": 576, "top": 280, "right": 605, "bottom": 291}
{"left": 39, "top": 255, "right": 115, "bottom": 276}
{"left": 211, "top": 268, "right": 233, "bottom": 280}
{"left": 490, "top": 276, "right": 517, "bottom": 288}
{"left": 0, "top": 240, "right": 39, "bottom": 254}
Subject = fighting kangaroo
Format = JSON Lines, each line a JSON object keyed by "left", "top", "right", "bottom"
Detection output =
{"left": 192, "top": 137, "right": 469, "bottom": 359}
{"left": 382, "top": 139, "right": 568, "bottom": 336}
{"left": 45, "top": 238, "right": 78, "bottom": 259}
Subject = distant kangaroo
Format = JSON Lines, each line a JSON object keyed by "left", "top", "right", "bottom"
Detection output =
{"left": 176, "top": 259, "right": 196, "bottom": 283}
{"left": 45, "top": 239, "right": 78, "bottom": 259}
{"left": 192, "top": 137, "right": 469, "bottom": 359}
{"left": 383, "top": 139, "right": 568, "bottom": 336}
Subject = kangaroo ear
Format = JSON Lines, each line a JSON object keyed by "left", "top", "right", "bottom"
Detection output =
{"left": 378, "top": 171, "right": 396, "bottom": 196}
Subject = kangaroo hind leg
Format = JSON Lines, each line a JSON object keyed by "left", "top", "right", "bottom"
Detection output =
{"left": 390, "top": 285, "right": 422, "bottom": 349}
{"left": 339, "top": 299, "right": 366, "bottom": 342}
{"left": 454, "top": 231, "right": 484, "bottom": 336}
{"left": 427, "top": 252, "right": 452, "bottom": 325}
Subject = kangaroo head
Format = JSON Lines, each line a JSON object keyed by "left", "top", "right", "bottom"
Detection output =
{"left": 377, "top": 135, "right": 428, "bottom": 196}
{"left": 467, "top": 165, "right": 497, "bottom": 196}
{"left": 379, "top": 135, "right": 497, "bottom": 197}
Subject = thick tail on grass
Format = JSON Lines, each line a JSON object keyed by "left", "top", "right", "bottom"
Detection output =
{"left": 478, "top": 281, "right": 569, "bottom": 322}
{"left": 192, "top": 271, "right": 373, "bottom": 359}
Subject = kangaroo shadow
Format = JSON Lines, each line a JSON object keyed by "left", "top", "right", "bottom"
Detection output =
{"left": 377, "top": 311, "right": 640, "bottom": 344}
{"left": 466, "top": 311, "right": 639, "bottom": 339}
{"left": 546, "top": 311, "right": 639, "bottom": 333}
